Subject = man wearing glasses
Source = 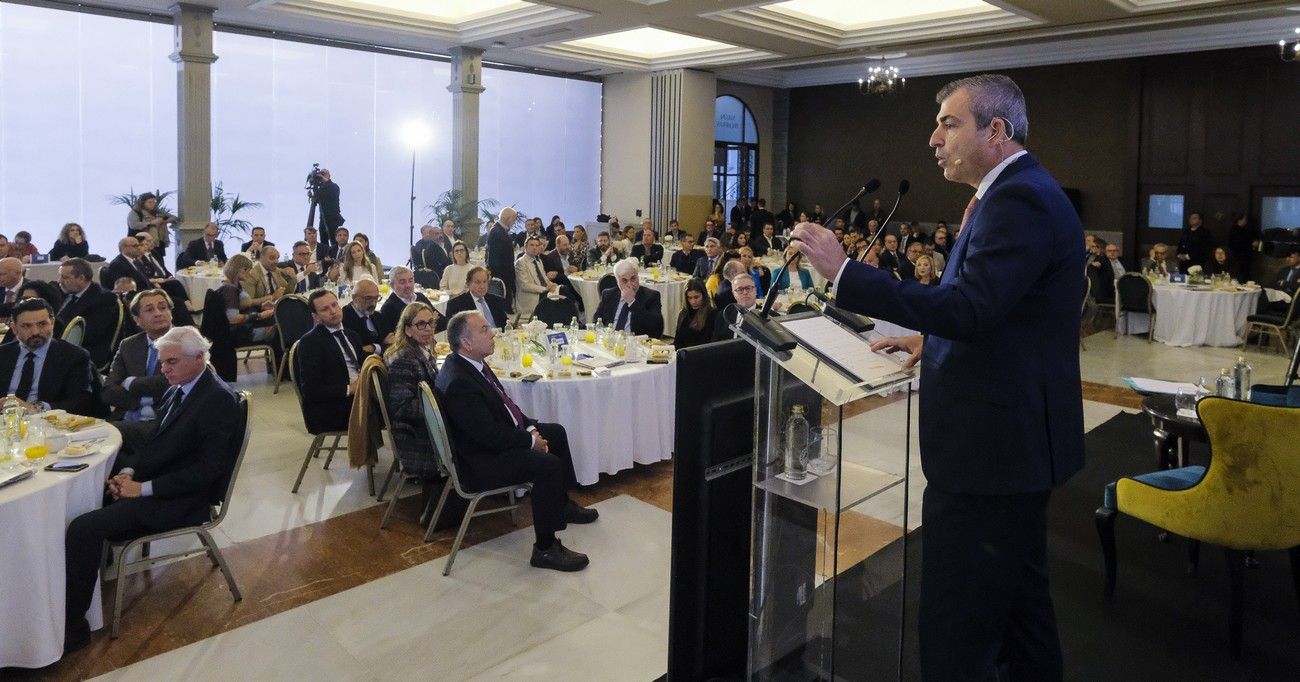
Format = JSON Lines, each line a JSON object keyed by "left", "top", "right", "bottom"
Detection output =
{"left": 1140, "top": 243, "right": 1178, "bottom": 276}
{"left": 342, "top": 279, "right": 392, "bottom": 354}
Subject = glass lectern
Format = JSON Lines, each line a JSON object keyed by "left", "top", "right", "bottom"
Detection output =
{"left": 737, "top": 312, "right": 914, "bottom": 681}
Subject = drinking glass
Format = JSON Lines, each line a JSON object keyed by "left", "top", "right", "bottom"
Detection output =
{"left": 1174, "top": 387, "right": 1197, "bottom": 414}
{"left": 807, "top": 426, "right": 839, "bottom": 476}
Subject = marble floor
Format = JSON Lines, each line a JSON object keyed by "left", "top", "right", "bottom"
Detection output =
{"left": 15, "top": 327, "right": 1293, "bottom": 680}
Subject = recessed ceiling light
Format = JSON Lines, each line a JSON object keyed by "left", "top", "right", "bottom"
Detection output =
{"left": 345, "top": 0, "right": 533, "bottom": 22}
{"left": 767, "top": 0, "right": 994, "bottom": 30}
{"left": 561, "top": 27, "right": 738, "bottom": 59}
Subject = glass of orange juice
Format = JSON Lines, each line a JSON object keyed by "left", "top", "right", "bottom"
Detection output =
{"left": 521, "top": 353, "right": 533, "bottom": 368}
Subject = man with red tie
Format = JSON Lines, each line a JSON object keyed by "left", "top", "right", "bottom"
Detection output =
{"left": 793, "top": 74, "right": 1084, "bottom": 680}
{"left": 434, "top": 310, "right": 597, "bottom": 572}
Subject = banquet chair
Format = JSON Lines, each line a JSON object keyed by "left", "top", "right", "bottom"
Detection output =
{"left": 375, "top": 368, "right": 441, "bottom": 528}
{"left": 200, "top": 289, "right": 278, "bottom": 382}
{"left": 532, "top": 295, "right": 579, "bottom": 327}
{"left": 1095, "top": 397, "right": 1300, "bottom": 659}
{"left": 60, "top": 315, "right": 86, "bottom": 347}
{"left": 288, "top": 340, "right": 348, "bottom": 493}
{"left": 1115, "top": 273, "right": 1155, "bottom": 342}
{"left": 272, "top": 295, "right": 313, "bottom": 394}
{"left": 1242, "top": 291, "right": 1299, "bottom": 356}
{"left": 488, "top": 277, "right": 507, "bottom": 300}
{"left": 419, "top": 381, "right": 527, "bottom": 573}
{"left": 101, "top": 298, "right": 126, "bottom": 374}
{"left": 1081, "top": 273, "right": 1093, "bottom": 351}
{"left": 104, "top": 391, "right": 251, "bottom": 638}
{"left": 597, "top": 274, "right": 617, "bottom": 295}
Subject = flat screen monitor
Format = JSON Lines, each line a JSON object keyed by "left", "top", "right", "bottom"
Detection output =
{"left": 1147, "top": 194, "right": 1184, "bottom": 229}
{"left": 1260, "top": 196, "right": 1300, "bottom": 230}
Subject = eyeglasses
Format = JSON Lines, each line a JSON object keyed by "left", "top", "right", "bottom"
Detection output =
{"left": 410, "top": 320, "right": 435, "bottom": 330}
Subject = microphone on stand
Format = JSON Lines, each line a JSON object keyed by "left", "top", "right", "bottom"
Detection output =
{"left": 858, "top": 179, "right": 911, "bottom": 259}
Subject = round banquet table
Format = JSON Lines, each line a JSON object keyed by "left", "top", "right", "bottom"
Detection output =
{"left": 568, "top": 271, "right": 687, "bottom": 330}
{"left": 0, "top": 423, "right": 122, "bottom": 669}
{"left": 1151, "top": 284, "right": 1259, "bottom": 347}
{"left": 494, "top": 350, "right": 675, "bottom": 485}
{"left": 175, "top": 269, "right": 225, "bottom": 304}
{"left": 24, "top": 260, "right": 105, "bottom": 284}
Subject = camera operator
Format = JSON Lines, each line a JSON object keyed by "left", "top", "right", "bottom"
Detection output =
{"left": 315, "top": 168, "right": 344, "bottom": 234}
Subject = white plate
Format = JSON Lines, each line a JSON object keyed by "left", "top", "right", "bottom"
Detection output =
{"left": 58, "top": 445, "right": 100, "bottom": 459}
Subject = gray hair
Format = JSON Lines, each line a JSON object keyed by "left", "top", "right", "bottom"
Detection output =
{"left": 722, "top": 259, "right": 748, "bottom": 279}
{"left": 936, "top": 74, "right": 1028, "bottom": 145}
{"left": 154, "top": 325, "right": 211, "bottom": 361}
{"left": 389, "top": 265, "right": 413, "bottom": 280}
{"left": 224, "top": 253, "right": 253, "bottom": 282}
{"left": 446, "top": 310, "right": 477, "bottom": 351}
{"left": 613, "top": 258, "right": 639, "bottom": 279}
{"left": 704, "top": 237, "right": 720, "bottom": 247}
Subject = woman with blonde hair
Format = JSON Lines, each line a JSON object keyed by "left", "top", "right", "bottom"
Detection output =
{"left": 914, "top": 254, "right": 938, "bottom": 286}
{"left": 331, "top": 241, "right": 381, "bottom": 287}
{"left": 384, "top": 302, "right": 441, "bottom": 478}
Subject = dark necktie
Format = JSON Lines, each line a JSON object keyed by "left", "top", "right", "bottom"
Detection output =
{"left": 297, "top": 267, "right": 308, "bottom": 293}
{"left": 480, "top": 363, "right": 526, "bottom": 427}
{"left": 146, "top": 343, "right": 159, "bottom": 375}
{"left": 615, "top": 300, "right": 631, "bottom": 331}
{"left": 533, "top": 258, "right": 546, "bottom": 286}
{"left": 332, "top": 330, "right": 358, "bottom": 371}
{"left": 267, "top": 271, "right": 276, "bottom": 293}
{"left": 60, "top": 293, "right": 78, "bottom": 314}
{"left": 157, "top": 386, "right": 183, "bottom": 429}
{"left": 15, "top": 351, "right": 36, "bottom": 401}
{"left": 205, "top": 242, "right": 215, "bottom": 259}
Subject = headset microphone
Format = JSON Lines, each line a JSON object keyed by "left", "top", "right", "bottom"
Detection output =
{"left": 952, "top": 158, "right": 963, "bottom": 166}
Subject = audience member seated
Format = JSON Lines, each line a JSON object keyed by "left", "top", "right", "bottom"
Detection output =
{"left": 380, "top": 266, "right": 432, "bottom": 333}
{"left": 133, "top": 231, "right": 196, "bottom": 326}
{"left": 712, "top": 272, "right": 760, "bottom": 341}
{"left": 435, "top": 311, "right": 597, "bottom": 572}
{"left": 1086, "top": 238, "right": 1115, "bottom": 301}
{"left": 514, "top": 236, "right": 560, "bottom": 319}
{"left": 50, "top": 222, "right": 89, "bottom": 261}
{"left": 239, "top": 226, "right": 274, "bottom": 258}
{"left": 705, "top": 250, "right": 742, "bottom": 298}
{"left": 932, "top": 224, "right": 951, "bottom": 257}
{"left": 303, "top": 226, "right": 328, "bottom": 264}
{"left": 241, "top": 245, "right": 292, "bottom": 308}
{"left": 412, "top": 223, "right": 451, "bottom": 281}
{"left": 442, "top": 266, "right": 508, "bottom": 332}
{"left": 11, "top": 231, "right": 39, "bottom": 263}
{"left": 546, "top": 235, "right": 583, "bottom": 276}
{"left": 879, "top": 234, "right": 905, "bottom": 273}
{"left": 711, "top": 259, "right": 750, "bottom": 319}
{"left": 738, "top": 247, "right": 766, "bottom": 296}
{"left": 898, "top": 242, "right": 924, "bottom": 280}
{"left": 1140, "top": 243, "right": 1178, "bottom": 276}
{"left": 353, "top": 233, "right": 384, "bottom": 274}
{"left": 218, "top": 254, "right": 276, "bottom": 345}
{"left": 1204, "top": 246, "right": 1235, "bottom": 277}
{"left": 103, "top": 289, "right": 174, "bottom": 421}
{"left": 691, "top": 237, "right": 722, "bottom": 279}
{"left": 436, "top": 220, "right": 456, "bottom": 256}
{"left": 588, "top": 231, "right": 624, "bottom": 267}
{"left": 62, "top": 326, "right": 238, "bottom": 655}
{"left": 924, "top": 241, "right": 946, "bottom": 273}
{"left": 898, "top": 222, "right": 924, "bottom": 252}
{"left": 1104, "top": 242, "right": 1125, "bottom": 281}
{"left": 297, "top": 289, "right": 369, "bottom": 434}
{"left": 282, "top": 240, "right": 325, "bottom": 294}
{"left": 0, "top": 234, "right": 13, "bottom": 259}
{"left": 383, "top": 302, "right": 441, "bottom": 480}
{"left": 570, "top": 225, "right": 590, "bottom": 256}
{"left": 914, "top": 254, "right": 939, "bottom": 287}
{"left": 669, "top": 234, "right": 702, "bottom": 275}
{"left": 57, "top": 258, "right": 119, "bottom": 367}
{"left": 0, "top": 297, "right": 93, "bottom": 414}
{"left": 2, "top": 280, "right": 64, "bottom": 344}
{"left": 752, "top": 222, "right": 782, "bottom": 257}
{"left": 111, "top": 277, "right": 140, "bottom": 337}
{"left": 343, "top": 279, "right": 391, "bottom": 355}
{"left": 439, "top": 241, "right": 473, "bottom": 296}
{"left": 104, "top": 237, "right": 153, "bottom": 292}
{"left": 664, "top": 219, "right": 686, "bottom": 243}
{"left": 324, "top": 227, "right": 351, "bottom": 263}
{"left": 126, "top": 192, "right": 178, "bottom": 261}
{"left": 772, "top": 249, "right": 814, "bottom": 291}
{"left": 0, "top": 256, "right": 28, "bottom": 318}
{"left": 673, "top": 278, "right": 716, "bottom": 350}
{"left": 546, "top": 220, "right": 569, "bottom": 250}
{"left": 1259, "top": 249, "right": 1300, "bottom": 314}
{"left": 177, "top": 222, "right": 227, "bottom": 269}
{"left": 630, "top": 228, "right": 664, "bottom": 265}
{"left": 593, "top": 259, "right": 664, "bottom": 337}
{"left": 329, "top": 240, "right": 380, "bottom": 288}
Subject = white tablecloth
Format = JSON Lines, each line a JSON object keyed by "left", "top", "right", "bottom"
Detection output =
{"left": 175, "top": 270, "right": 225, "bottom": 304}
{"left": 568, "top": 273, "right": 687, "bottom": 331}
{"left": 496, "top": 353, "right": 675, "bottom": 485}
{"left": 24, "top": 260, "right": 105, "bottom": 284}
{"left": 0, "top": 425, "right": 122, "bottom": 669}
{"left": 1151, "top": 285, "right": 1259, "bottom": 347}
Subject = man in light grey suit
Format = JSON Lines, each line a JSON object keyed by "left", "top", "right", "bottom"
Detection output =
{"left": 513, "top": 235, "right": 558, "bottom": 319}
{"left": 102, "top": 289, "right": 174, "bottom": 421}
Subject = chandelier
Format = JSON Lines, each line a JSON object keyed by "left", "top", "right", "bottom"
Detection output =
{"left": 858, "top": 59, "right": 905, "bottom": 95}
{"left": 1282, "top": 28, "right": 1299, "bottom": 62}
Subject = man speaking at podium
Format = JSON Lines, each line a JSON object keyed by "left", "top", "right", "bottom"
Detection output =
{"left": 792, "top": 74, "right": 1084, "bottom": 681}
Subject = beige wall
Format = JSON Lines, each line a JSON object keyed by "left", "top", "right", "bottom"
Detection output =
{"left": 600, "top": 72, "right": 652, "bottom": 222}
{"left": 716, "top": 80, "right": 775, "bottom": 203}
{"left": 677, "top": 70, "right": 717, "bottom": 230}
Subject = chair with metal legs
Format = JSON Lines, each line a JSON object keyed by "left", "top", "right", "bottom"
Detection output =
{"left": 287, "top": 340, "right": 348, "bottom": 493}
{"left": 418, "top": 381, "right": 526, "bottom": 575}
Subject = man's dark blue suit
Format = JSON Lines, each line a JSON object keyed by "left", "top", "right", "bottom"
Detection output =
{"left": 833, "top": 153, "right": 1085, "bottom": 680}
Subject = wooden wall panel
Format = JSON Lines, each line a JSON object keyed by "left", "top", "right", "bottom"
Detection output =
{"left": 1202, "top": 67, "right": 1246, "bottom": 177}
{"left": 1141, "top": 71, "right": 1192, "bottom": 178}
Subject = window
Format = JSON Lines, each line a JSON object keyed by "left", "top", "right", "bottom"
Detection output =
{"left": 1147, "top": 194, "right": 1185, "bottom": 230}
{"left": 1260, "top": 196, "right": 1300, "bottom": 230}
{"left": 713, "top": 95, "right": 759, "bottom": 224}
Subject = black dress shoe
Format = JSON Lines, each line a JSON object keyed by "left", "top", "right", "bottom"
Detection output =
{"left": 63, "top": 618, "right": 91, "bottom": 656}
{"left": 530, "top": 540, "right": 589, "bottom": 572}
{"left": 564, "top": 502, "right": 599, "bottom": 524}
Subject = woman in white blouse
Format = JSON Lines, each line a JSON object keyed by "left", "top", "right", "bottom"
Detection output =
{"left": 329, "top": 240, "right": 380, "bottom": 287}
{"left": 439, "top": 241, "right": 473, "bottom": 296}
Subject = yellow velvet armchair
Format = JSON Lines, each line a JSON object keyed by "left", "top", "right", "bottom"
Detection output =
{"left": 1095, "top": 396, "right": 1300, "bottom": 659}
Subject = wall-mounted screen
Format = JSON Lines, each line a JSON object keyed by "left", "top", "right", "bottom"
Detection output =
{"left": 1147, "top": 194, "right": 1185, "bottom": 229}
{"left": 1260, "top": 196, "right": 1300, "bottom": 230}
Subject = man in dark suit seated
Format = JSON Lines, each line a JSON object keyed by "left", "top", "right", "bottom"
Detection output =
{"left": 669, "top": 234, "right": 703, "bottom": 274}
{"left": 1259, "top": 248, "right": 1300, "bottom": 313}
{"left": 711, "top": 271, "right": 760, "bottom": 341}
{"left": 62, "top": 326, "right": 239, "bottom": 654}
{"left": 588, "top": 231, "right": 624, "bottom": 267}
{"left": 176, "top": 222, "right": 228, "bottom": 269}
{"left": 102, "top": 290, "right": 174, "bottom": 421}
{"left": 0, "top": 256, "right": 29, "bottom": 319}
{"left": 132, "top": 231, "right": 196, "bottom": 326}
{"left": 594, "top": 259, "right": 664, "bottom": 337}
{"left": 630, "top": 228, "right": 664, "bottom": 265}
{"left": 282, "top": 240, "right": 326, "bottom": 294}
{"left": 0, "top": 297, "right": 93, "bottom": 414}
{"left": 380, "top": 265, "right": 432, "bottom": 331}
{"left": 341, "top": 279, "right": 391, "bottom": 355}
{"left": 239, "top": 226, "right": 275, "bottom": 257}
{"left": 751, "top": 222, "right": 782, "bottom": 258}
{"left": 692, "top": 237, "right": 723, "bottom": 280}
{"left": 441, "top": 266, "right": 508, "bottom": 332}
{"left": 57, "top": 258, "right": 119, "bottom": 367}
{"left": 412, "top": 223, "right": 451, "bottom": 280}
{"left": 879, "top": 234, "right": 905, "bottom": 273}
{"left": 1086, "top": 238, "right": 1116, "bottom": 304}
{"left": 296, "top": 289, "right": 368, "bottom": 434}
{"left": 104, "top": 237, "right": 153, "bottom": 292}
{"left": 435, "top": 310, "right": 597, "bottom": 572}
{"left": 303, "top": 226, "right": 330, "bottom": 265}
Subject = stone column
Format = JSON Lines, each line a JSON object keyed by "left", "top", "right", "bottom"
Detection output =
{"left": 447, "top": 46, "right": 485, "bottom": 248}
{"left": 170, "top": 3, "right": 217, "bottom": 254}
